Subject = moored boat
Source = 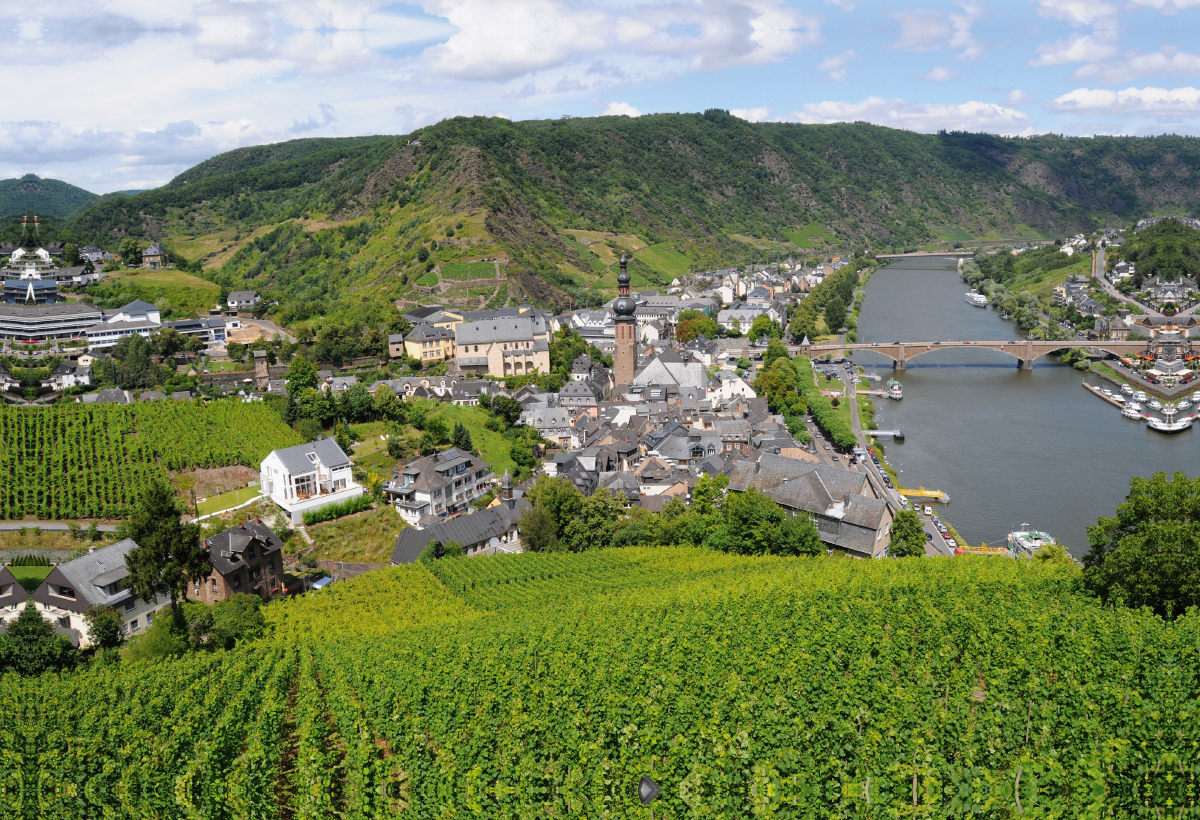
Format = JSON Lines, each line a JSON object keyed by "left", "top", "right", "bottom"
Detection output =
{"left": 1008, "top": 526, "right": 1056, "bottom": 557}
{"left": 886, "top": 379, "right": 903, "bottom": 400}
{"left": 964, "top": 292, "right": 989, "bottom": 307}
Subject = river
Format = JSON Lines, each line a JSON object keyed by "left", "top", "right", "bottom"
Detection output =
{"left": 854, "top": 257, "right": 1191, "bottom": 557}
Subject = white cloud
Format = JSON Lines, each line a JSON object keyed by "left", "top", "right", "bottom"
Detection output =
{"left": 1006, "top": 89, "right": 1032, "bottom": 104}
{"left": 817, "top": 49, "right": 855, "bottom": 80}
{"left": 1085, "top": 46, "right": 1200, "bottom": 83}
{"left": 791, "top": 97, "right": 1034, "bottom": 134}
{"left": 731, "top": 107, "right": 774, "bottom": 121}
{"left": 891, "top": 3, "right": 982, "bottom": 60}
{"left": 824, "top": 0, "right": 855, "bottom": 9}
{"left": 922, "top": 64, "right": 958, "bottom": 81}
{"left": 418, "top": 0, "right": 821, "bottom": 81}
{"left": 603, "top": 102, "right": 642, "bottom": 117}
{"left": 1051, "top": 85, "right": 1200, "bottom": 114}
{"left": 1029, "top": 26, "right": 1118, "bottom": 66}
{"left": 1030, "top": 0, "right": 1118, "bottom": 27}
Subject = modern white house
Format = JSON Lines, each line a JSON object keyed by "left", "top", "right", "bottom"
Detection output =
{"left": 259, "top": 438, "right": 363, "bottom": 524}
{"left": 25, "top": 539, "right": 171, "bottom": 647}
{"left": 227, "top": 290, "right": 262, "bottom": 311}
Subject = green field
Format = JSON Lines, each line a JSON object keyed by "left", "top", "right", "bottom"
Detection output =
{"left": 416, "top": 271, "right": 439, "bottom": 287}
{"left": 1011, "top": 256, "right": 1092, "bottom": 302}
{"left": 88, "top": 268, "right": 220, "bottom": 317}
{"left": 305, "top": 504, "right": 405, "bottom": 563}
{"left": 785, "top": 223, "right": 836, "bottom": 247}
{"left": 634, "top": 243, "right": 691, "bottom": 279}
{"left": 196, "top": 485, "right": 262, "bottom": 516}
{"left": 10, "top": 564, "right": 52, "bottom": 592}
{"left": 440, "top": 261, "right": 498, "bottom": 281}
{"left": 12, "top": 547, "right": 1179, "bottom": 817}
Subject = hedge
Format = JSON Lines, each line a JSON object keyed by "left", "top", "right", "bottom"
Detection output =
{"left": 302, "top": 495, "right": 373, "bottom": 526}
{"left": 793, "top": 356, "right": 858, "bottom": 450}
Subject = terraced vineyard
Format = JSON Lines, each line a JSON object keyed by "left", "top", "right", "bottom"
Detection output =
{"left": 0, "top": 402, "right": 300, "bottom": 519}
{"left": 6, "top": 548, "right": 1190, "bottom": 817}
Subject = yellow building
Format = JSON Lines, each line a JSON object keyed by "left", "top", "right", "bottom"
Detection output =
{"left": 401, "top": 323, "right": 455, "bottom": 363}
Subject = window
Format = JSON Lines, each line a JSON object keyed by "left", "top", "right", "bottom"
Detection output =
{"left": 232, "top": 576, "right": 242, "bottom": 589}
{"left": 58, "top": 616, "right": 70, "bottom": 628}
{"left": 130, "top": 619, "right": 139, "bottom": 631}
{"left": 124, "top": 600, "right": 136, "bottom": 612}
{"left": 54, "top": 585, "right": 76, "bottom": 600}
{"left": 147, "top": 612, "right": 154, "bottom": 624}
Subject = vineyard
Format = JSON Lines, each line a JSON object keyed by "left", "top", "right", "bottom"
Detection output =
{"left": 0, "top": 402, "right": 300, "bottom": 519}
{"left": 6, "top": 548, "right": 1193, "bottom": 817}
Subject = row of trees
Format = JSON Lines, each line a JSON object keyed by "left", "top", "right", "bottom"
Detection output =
{"left": 518, "top": 473, "right": 825, "bottom": 557}
{"left": 788, "top": 263, "right": 862, "bottom": 342}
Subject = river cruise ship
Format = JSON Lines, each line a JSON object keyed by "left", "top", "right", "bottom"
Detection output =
{"left": 886, "top": 379, "right": 903, "bottom": 400}
{"left": 964, "top": 292, "right": 989, "bottom": 307}
{"left": 1008, "top": 527, "right": 1056, "bottom": 557}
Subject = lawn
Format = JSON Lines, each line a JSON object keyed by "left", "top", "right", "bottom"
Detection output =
{"left": 197, "top": 485, "right": 262, "bottom": 516}
{"left": 635, "top": 244, "right": 691, "bottom": 279}
{"left": 785, "top": 223, "right": 836, "bottom": 248}
{"left": 1010, "top": 257, "right": 1093, "bottom": 303}
{"left": 305, "top": 505, "right": 405, "bottom": 563}
{"left": 11, "top": 565, "right": 52, "bottom": 592}
{"left": 99, "top": 268, "right": 220, "bottom": 316}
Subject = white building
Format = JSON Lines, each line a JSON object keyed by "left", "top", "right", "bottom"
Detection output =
{"left": 259, "top": 439, "right": 363, "bottom": 524}
{"left": 42, "top": 361, "right": 91, "bottom": 390}
{"left": 227, "top": 290, "right": 262, "bottom": 311}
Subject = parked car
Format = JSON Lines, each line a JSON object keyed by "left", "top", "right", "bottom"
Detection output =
{"left": 923, "top": 505, "right": 933, "bottom": 516}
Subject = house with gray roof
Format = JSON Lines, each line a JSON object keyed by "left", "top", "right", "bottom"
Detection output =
{"left": 391, "top": 475, "right": 526, "bottom": 562}
{"left": 227, "top": 290, "right": 261, "bottom": 311}
{"left": 195, "top": 518, "right": 285, "bottom": 603}
{"left": 383, "top": 447, "right": 494, "bottom": 526}
{"left": 728, "top": 454, "right": 892, "bottom": 558}
{"left": 28, "top": 538, "right": 171, "bottom": 646}
{"left": 259, "top": 438, "right": 362, "bottom": 524}
{"left": 518, "top": 406, "right": 573, "bottom": 447}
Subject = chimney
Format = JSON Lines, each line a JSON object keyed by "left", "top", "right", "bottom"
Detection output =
{"left": 255, "top": 516, "right": 260, "bottom": 525}
{"left": 843, "top": 492, "right": 851, "bottom": 506}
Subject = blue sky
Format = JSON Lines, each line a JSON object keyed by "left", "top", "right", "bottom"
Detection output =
{"left": 10, "top": 0, "right": 1200, "bottom": 193}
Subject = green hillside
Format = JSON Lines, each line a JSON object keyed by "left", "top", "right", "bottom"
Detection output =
{"left": 0, "top": 173, "right": 98, "bottom": 218}
{"left": 7, "top": 548, "right": 1180, "bottom": 817}
{"left": 60, "top": 115, "right": 1200, "bottom": 322}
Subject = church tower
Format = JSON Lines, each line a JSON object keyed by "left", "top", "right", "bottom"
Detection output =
{"left": 613, "top": 255, "right": 636, "bottom": 386}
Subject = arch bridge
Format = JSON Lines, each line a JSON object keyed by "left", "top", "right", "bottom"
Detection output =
{"left": 800, "top": 339, "right": 1148, "bottom": 370}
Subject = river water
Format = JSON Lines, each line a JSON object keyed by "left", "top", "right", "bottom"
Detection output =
{"left": 854, "top": 257, "right": 1193, "bottom": 557}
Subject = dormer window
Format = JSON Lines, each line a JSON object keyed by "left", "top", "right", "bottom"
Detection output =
{"left": 306, "top": 453, "right": 318, "bottom": 463}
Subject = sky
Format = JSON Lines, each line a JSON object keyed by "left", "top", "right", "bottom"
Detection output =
{"left": 12, "top": 0, "right": 1200, "bottom": 193}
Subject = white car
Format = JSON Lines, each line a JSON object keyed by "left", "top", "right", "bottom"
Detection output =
{"left": 946, "top": 539, "right": 958, "bottom": 548}
{"left": 923, "top": 505, "right": 933, "bottom": 516}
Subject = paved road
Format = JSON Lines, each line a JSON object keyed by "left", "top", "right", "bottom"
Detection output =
{"left": 0, "top": 522, "right": 118, "bottom": 532}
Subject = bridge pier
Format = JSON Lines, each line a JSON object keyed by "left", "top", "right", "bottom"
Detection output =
{"left": 1017, "top": 358, "right": 1033, "bottom": 370}
{"left": 894, "top": 344, "right": 905, "bottom": 371}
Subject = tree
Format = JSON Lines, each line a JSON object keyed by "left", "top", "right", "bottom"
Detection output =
{"left": 111, "top": 332, "right": 160, "bottom": 389}
{"left": 453, "top": 421, "right": 473, "bottom": 452}
{"left": 676, "top": 310, "right": 720, "bottom": 343}
{"left": 824, "top": 296, "right": 846, "bottom": 334}
{"left": 563, "top": 488, "right": 625, "bottom": 551}
{"left": 297, "top": 417, "right": 323, "bottom": 441}
{"left": 150, "top": 327, "right": 186, "bottom": 359}
{"left": 762, "top": 338, "right": 789, "bottom": 370}
{"left": 527, "top": 476, "right": 585, "bottom": 536}
{"left": 286, "top": 356, "right": 319, "bottom": 391}
{"left": 490, "top": 395, "right": 523, "bottom": 426}
{"left": 124, "top": 480, "right": 210, "bottom": 611}
{"left": 339, "top": 383, "right": 373, "bottom": 422}
{"left": 373, "top": 384, "right": 403, "bottom": 421}
{"left": 0, "top": 603, "right": 79, "bottom": 675}
{"left": 519, "top": 502, "right": 562, "bottom": 552}
{"left": 117, "top": 237, "right": 142, "bottom": 267}
{"left": 748, "top": 314, "right": 774, "bottom": 343}
{"left": 1083, "top": 471, "right": 1200, "bottom": 617}
{"left": 63, "top": 242, "right": 81, "bottom": 266}
{"left": 889, "top": 510, "right": 926, "bottom": 557}
{"left": 84, "top": 606, "right": 123, "bottom": 649}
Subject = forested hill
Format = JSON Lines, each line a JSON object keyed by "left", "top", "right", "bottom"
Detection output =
{"left": 0, "top": 174, "right": 98, "bottom": 218}
{"left": 60, "top": 114, "right": 1200, "bottom": 315}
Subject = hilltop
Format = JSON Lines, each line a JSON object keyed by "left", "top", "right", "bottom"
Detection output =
{"left": 0, "top": 174, "right": 98, "bottom": 219}
{"left": 60, "top": 114, "right": 1200, "bottom": 321}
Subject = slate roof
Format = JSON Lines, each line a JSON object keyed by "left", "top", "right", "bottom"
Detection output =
{"left": 455, "top": 316, "right": 548, "bottom": 345}
{"left": 269, "top": 438, "right": 351, "bottom": 475}
{"left": 204, "top": 519, "right": 283, "bottom": 576}
{"left": 406, "top": 323, "right": 455, "bottom": 342}
{"left": 228, "top": 290, "right": 260, "bottom": 301}
{"left": 391, "top": 503, "right": 526, "bottom": 564}
{"left": 35, "top": 539, "right": 140, "bottom": 612}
